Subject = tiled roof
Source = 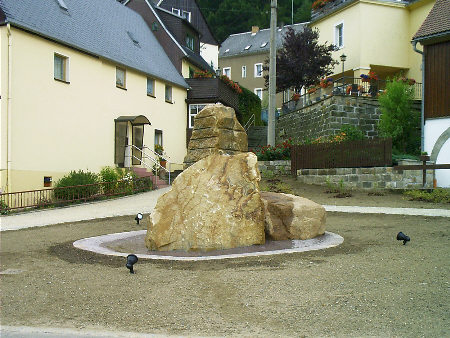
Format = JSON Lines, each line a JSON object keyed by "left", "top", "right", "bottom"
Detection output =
{"left": 413, "top": 0, "right": 450, "bottom": 40}
{"left": 0, "top": 0, "right": 188, "bottom": 88}
{"left": 219, "top": 23, "right": 306, "bottom": 58}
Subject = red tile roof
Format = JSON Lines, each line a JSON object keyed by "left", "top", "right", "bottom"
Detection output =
{"left": 413, "top": 0, "right": 450, "bottom": 40}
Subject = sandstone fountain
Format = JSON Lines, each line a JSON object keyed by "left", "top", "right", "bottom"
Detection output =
{"left": 145, "top": 104, "right": 326, "bottom": 252}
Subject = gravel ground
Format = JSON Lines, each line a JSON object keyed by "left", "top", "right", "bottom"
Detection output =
{"left": 1, "top": 180, "right": 449, "bottom": 337}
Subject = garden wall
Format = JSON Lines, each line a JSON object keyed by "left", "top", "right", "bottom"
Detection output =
{"left": 295, "top": 159, "right": 434, "bottom": 190}
{"left": 276, "top": 95, "right": 420, "bottom": 143}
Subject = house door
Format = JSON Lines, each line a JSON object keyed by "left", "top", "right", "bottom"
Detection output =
{"left": 114, "top": 116, "right": 151, "bottom": 168}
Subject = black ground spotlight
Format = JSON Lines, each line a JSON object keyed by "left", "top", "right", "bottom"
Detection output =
{"left": 126, "top": 254, "right": 138, "bottom": 274}
{"left": 397, "top": 232, "right": 410, "bottom": 245}
{"left": 135, "top": 213, "right": 143, "bottom": 225}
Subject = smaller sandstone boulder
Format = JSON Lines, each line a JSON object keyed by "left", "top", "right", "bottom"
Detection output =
{"left": 261, "top": 191, "right": 326, "bottom": 240}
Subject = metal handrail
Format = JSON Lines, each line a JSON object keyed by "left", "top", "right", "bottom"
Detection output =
{"left": 244, "top": 114, "right": 255, "bottom": 132}
{"left": 126, "top": 145, "right": 171, "bottom": 184}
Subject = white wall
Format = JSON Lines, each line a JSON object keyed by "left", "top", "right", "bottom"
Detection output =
{"left": 424, "top": 118, "right": 450, "bottom": 187}
{"left": 200, "top": 43, "right": 218, "bottom": 70}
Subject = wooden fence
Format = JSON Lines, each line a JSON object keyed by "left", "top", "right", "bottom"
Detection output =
{"left": 291, "top": 138, "right": 392, "bottom": 175}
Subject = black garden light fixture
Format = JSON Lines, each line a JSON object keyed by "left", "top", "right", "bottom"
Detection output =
{"left": 340, "top": 53, "right": 347, "bottom": 75}
{"left": 135, "top": 213, "right": 143, "bottom": 225}
{"left": 397, "top": 232, "right": 410, "bottom": 245}
{"left": 126, "top": 254, "right": 138, "bottom": 274}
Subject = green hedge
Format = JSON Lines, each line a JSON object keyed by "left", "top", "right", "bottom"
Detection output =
{"left": 238, "top": 86, "right": 263, "bottom": 127}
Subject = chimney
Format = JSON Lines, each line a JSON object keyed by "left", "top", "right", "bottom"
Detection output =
{"left": 251, "top": 26, "right": 259, "bottom": 34}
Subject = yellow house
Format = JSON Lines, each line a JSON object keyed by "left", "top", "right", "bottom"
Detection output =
{"left": 310, "top": 0, "right": 435, "bottom": 82}
{"left": 0, "top": 0, "right": 189, "bottom": 193}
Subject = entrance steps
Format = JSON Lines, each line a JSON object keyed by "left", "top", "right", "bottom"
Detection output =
{"left": 247, "top": 125, "right": 267, "bottom": 150}
{"left": 132, "top": 167, "right": 170, "bottom": 189}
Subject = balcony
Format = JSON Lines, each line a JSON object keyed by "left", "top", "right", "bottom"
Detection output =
{"left": 282, "top": 77, "right": 422, "bottom": 114}
{"left": 186, "top": 77, "right": 240, "bottom": 113}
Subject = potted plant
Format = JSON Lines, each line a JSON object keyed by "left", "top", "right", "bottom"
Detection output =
{"left": 154, "top": 144, "right": 166, "bottom": 168}
{"left": 420, "top": 151, "right": 430, "bottom": 162}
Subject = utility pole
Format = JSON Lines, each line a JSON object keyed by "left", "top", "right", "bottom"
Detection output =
{"left": 268, "top": 0, "right": 277, "bottom": 146}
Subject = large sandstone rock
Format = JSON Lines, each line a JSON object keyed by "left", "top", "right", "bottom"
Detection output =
{"left": 146, "top": 153, "right": 265, "bottom": 252}
{"left": 261, "top": 191, "right": 326, "bottom": 240}
{"left": 184, "top": 104, "right": 248, "bottom": 167}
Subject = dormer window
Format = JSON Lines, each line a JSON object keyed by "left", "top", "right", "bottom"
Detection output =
{"left": 186, "top": 34, "right": 195, "bottom": 51}
{"left": 182, "top": 10, "right": 191, "bottom": 22}
{"left": 244, "top": 45, "right": 251, "bottom": 50}
{"left": 225, "top": 49, "right": 230, "bottom": 53}
{"left": 172, "top": 8, "right": 180, "bottom": 16}
{"left": 260, "top": 42, "right": 268, "bottom": 48}
{"left": 56, "top": 0, "right": 68, "bottom": 11}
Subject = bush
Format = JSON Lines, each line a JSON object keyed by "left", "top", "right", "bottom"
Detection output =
{"left": 254, "top": 138, "right": 293, "bottom": 161}
{"left": 54, "top": 170, "right": 100, "bottom": 201}
{"left": 378, "top": 79, "right": 420, "bottom": 155}
{"left": 340, "top": 125, "right": 365, "bottom": 141}
{"left": 0, "top": 199, "right": 10, "bottom": 215}
{"left": 238, "top": 86, "right": 263, "bottom": 127}
{"left": 403, "top": 188, "right": 450, "bottom": 204}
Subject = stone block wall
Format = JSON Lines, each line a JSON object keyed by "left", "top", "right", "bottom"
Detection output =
{"left": 276, "top": 95, "right": 421, "bottom": 144}
{"left": 295, "top": 162, "right": 433, "bottom": 190}
{"left": 258, "top": 160, "right": 291, "bottom": 176}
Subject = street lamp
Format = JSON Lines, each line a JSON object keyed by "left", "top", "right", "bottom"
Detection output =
{"left": 340, "top": 53, "right": 347, "bottom": 76}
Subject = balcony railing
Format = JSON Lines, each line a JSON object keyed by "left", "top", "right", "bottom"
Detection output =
{"left": 282, "top": 77, "right": 422, "bottom": 114}
{"left": 186, "top": 77, "right": 239, "bottom": 112}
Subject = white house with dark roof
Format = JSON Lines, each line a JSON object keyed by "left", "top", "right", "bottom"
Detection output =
{"left": 218, "top": 23, "right": 306, "bottom": 109}
{"left": 0, "top": 0, "right": 189, "bottom": 193}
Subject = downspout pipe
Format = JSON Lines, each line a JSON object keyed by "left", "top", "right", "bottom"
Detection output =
{"left": 6, "top": 23, "right": 12, "bottom": 193}
{"left": 412, "top": 40, "right": 425, "bottom": 152}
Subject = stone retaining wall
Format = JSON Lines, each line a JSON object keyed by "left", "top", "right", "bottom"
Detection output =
{"left": 258, "top": 160, "right": 291, "bottom": 176}
{"left": 276, "top": 95, "right": 421, "bottom": 143}
{"left": 296, "top": 160, "right": 433, "bottom": 189}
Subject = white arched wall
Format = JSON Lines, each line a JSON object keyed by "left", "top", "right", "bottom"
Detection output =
{"left": 425, "top": 119, "right": 450, "bottom": 187}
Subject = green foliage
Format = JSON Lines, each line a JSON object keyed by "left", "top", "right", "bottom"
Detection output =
{"left": 54, "top": 170, "right": 100, "bottom": 201}
{"left": 340, "top": 125, "right": 365, "bottom": 141}
{"left": 392, "top": 153, "right": 420, "bottom": 165}
{"left": 99, "top": 166, "right": 120, "bottom": 183}
{"left": 325, "top": 178, "right": 352, "bottom": 198}
{"left": 0, "top": 199, "right": 10, "bottom": 215}
{"left": 378, "top": 79, "right": 420, "bottom": 155}
{"left": 403, "top": 189, "right": 450, "bottom": 204}
{"left": 238, "top": 86, "right": 263, "bottom": 127}
{"left": 254, "top": 138, "right": 293, "bottom": 161}
{"left": 197, "top": 0, "right": 312, "bottom": 43}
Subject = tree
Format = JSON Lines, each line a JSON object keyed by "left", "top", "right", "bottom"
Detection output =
{"left": 264, "top": 27, "right": 337, "bottom": 93}
{"left": 378, "top": 79, "right": 420, "bottom": 154}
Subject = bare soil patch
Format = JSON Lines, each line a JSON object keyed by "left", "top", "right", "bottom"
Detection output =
{"left": 1, "top": 210, "right": 449, "bottom": 336}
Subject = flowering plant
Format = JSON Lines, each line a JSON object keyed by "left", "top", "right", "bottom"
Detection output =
{"left": 360, "top": 71, "right": 378, "bottom": 82}
{"left": 220, "top": 75, "right": 243, "bottom": 94}
{"left": 253, "top": 138, "right": 293, "bottom": 161}
{"left": 154, "top": 144, "right": 164, "bottom": 156}
{"left": 307, "top": 86, "right": 317, "bottom": 94}
{"left": 193, "top": 70, "right": 214, "bottom": 78}
{"left": 292, "top": 93, "right": 301, "bottom": 101}
{"left": 319, "top": 77, "right": 334, "bottom": 88}
{"left": 399, "top": 77, "right": 416, "bottom": 85}
{"left": 312, "top": 0, "right": 333, "bottom": 10}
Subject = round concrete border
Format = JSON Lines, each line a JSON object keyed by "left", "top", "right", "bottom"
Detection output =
{"left": 73, "top": 230, "right": 344, "bottom": 261}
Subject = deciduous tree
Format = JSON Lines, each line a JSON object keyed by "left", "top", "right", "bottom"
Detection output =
{"left": 264, "top": 26, "right": 337, "bottom": 93}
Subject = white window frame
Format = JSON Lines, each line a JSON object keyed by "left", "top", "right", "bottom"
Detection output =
{"left": 155, "top": 129, "right": 163, "bottom": 147}
{"left": 182, "top": 10, "right": 191, "bottom": 22}
{"left": 165, "top": 84, "right": 173, "bottom": 103}
{"left": 116, "top": 66, "right": 126, "bottom": 89}
{"left": 334, "top": 21, "right": 344, "bottom": 49}
{"left": 147, "top": 77, "right": 155, "bottom": 97}
{"left": 254, "top": 88, "right": 263, "bottom": 100}
{"left": 223, "top": 67, "right": 231, "bottom": 78}
{"left": 242, "top": 66, "right": 247, "bottom": 78}
{"left": 188, "top": 104, "right": 206, "bottom": 128}
{"left": 172, "top": 8, "right": 180, "bottom": 16}
{"left": 54, "top": 53, "right": 69, "bottom": 82}
{"left": 254, "top": 63, "right": 263, "bottom": 77}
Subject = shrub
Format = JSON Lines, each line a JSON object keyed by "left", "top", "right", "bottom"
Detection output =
{"left": 339, "top": 125, "right": 365, "bottom": 141}
{"left": 378, "top": 79, "right": 420, "bottom": 155}
{"left": 54, "top": 170, "right": 100, "bottom": 201}
{"left": 404, "top": 188, "right": 450, "bottom": 204}
{"left": 0, "top": 199, "right": 10, "bottom": 215}
{"left": 254, "top": 138, "right": 293, "bottom": 161}
{"left": 99, "top": 166, "right": 121, "bottom": 195}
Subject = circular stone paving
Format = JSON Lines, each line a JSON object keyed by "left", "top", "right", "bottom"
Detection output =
{"left": 73, "top": 230, "right": 344, "bottom": 261}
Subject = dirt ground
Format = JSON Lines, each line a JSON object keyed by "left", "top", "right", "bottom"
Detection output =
{"left": 1, "top": 181, "right": 449, "bottom": 337}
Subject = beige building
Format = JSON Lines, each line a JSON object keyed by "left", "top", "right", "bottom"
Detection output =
{"left": 0, "top": 0, "right": 189, "bottom": 193}
{"left": 219, "top": 24, "right": 306, "bottom": 110}
{"left": 310, "top": 0, "right": 436, "bottom": 81}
